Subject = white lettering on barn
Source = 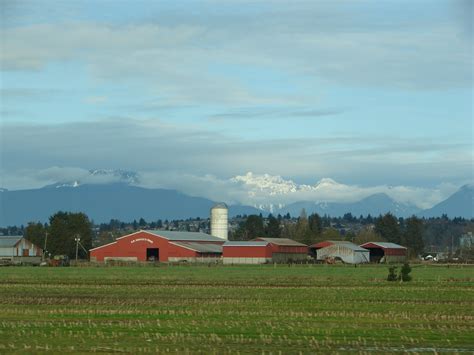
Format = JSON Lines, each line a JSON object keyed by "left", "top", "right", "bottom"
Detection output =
{"left": 130, "top": 238, "right": 153, "bottom": 244}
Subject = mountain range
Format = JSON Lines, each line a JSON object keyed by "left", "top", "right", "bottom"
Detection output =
{"left": 0, "top": 171, "right": 472, "bottom": 226}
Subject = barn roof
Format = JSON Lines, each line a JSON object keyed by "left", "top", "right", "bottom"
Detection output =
{"left": 321, "top": 242, "right": 368, "bottom": 252}
{"left": 254, "top": 238, "right": 307, "bottom": 247}
{"left": 0, "top": 236, "right": 22, "bottom": 248}
{"left": 144, "top": 230, "right": 224, "bottom": 242}
{"left": 360, "top": 242, "right": 407, "bottom": 250}
{"left": 171, "top": 242, "right": 223, "bottom": 253}
{"left": 310, "top": 240, "right": 352, "bottom": 249}
{"left": 224, "top": 241, "right": 269, "bottom": 247}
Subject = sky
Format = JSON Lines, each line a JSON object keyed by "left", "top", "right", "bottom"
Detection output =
{"left": 0, "top": 0, "right": 473, "bottom": 208}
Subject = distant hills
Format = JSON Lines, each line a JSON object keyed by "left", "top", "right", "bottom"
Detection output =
{"left": 0, "top": 183, "right": 260, "bottom": 226}
{"left": 419, "top": 184, "right": 473, "bottom": 219}
{"left": 276, "top": 193, "right": 421, "bottom": 218}
{"left": 0, "top": 183, "right": 472, "bottom": 226}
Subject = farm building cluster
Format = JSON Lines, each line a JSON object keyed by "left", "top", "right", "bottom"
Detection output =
{"left": 88, "top": 204, "right": 407, "bottom": 265}
{"left": 1, "top": 204, "right": 409, "bottom": 265}
{"left": 89, "top": 231, "right": 406, "bottom": 264}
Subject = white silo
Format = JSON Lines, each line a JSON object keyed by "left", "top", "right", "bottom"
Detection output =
{"left": 211, "top": 203, "right": 228, "bottom": 240}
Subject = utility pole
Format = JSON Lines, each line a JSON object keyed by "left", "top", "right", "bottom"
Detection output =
{"left": 43, "top": 231, "right": 48, "bottom": 261}
{"left": 74, "top": 235, "right": 81, "bottom": 264}
{"left": 451, "top": 234, "right": 454, "bottom": 258}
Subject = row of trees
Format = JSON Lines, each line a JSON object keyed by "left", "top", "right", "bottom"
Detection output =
{"left": 25, "top": 212, "right": 93, "bottom": 259}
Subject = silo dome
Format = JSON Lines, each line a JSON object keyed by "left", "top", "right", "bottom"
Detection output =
{"left": 211, "top": 203, "right": 228, "bottom": 240}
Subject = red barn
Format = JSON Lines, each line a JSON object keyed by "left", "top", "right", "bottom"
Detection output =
{"left": 360, "top": 242, "right": 407, "bottom": 263}
{"left": 254, "top": 238, "right": 308, "bottom": 263}
{"left": 222, "top": 241, "right": 272, "bottom": 264}
{"left": 90, "top": 230, "right": 224, "bottom": 263}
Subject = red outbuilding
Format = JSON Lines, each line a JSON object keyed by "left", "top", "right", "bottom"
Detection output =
{"left": 222, "top": 241, "right": 273, "bottom": 264}
{"left": 253, "top": 238, "right": 308, "bottom": 263}
{"left": 90, "top": 230, "right": 224, "bottom": 263}
{"left": 360, "top": 242, "right": 407, "bottom": 263}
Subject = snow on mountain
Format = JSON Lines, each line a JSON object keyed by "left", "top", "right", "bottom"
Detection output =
{"left": 49, "top": 169, "right": 140, "bottom": 187}
{"left": 228, "top": 172, "right": 432, "bottom": 213}
{"left": 88, "top": 169, "right": 140, "bottom": 184}
{"left": 53, "top": 181, "right": 81, "bottom": 188}
{"left": 230, "top": 172, "right": 350, "bottom": 196}
{"left": 231, "top": 172, "right": 308, "bottom": 195}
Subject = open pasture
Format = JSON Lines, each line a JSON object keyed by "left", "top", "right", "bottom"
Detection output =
{"left": 0, "top": 264, "right": 473, "bottom": 353}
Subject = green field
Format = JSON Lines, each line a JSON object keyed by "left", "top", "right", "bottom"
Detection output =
{"left": 0, "top": 264, "right": 473, "bottom": 353}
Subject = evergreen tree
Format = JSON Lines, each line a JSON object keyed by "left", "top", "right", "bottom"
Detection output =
{"left": 138, "top": 218, "right": 147, "bottom": 227}
{"left": 245, "top": 215, "right": 265, "bottom": 239}
{"left": 24, "top": 222, "right": 48, "bottom": 250}
{"left": 265, "top": 214, "right": 281, "bottom": 238}
{"left": 308, "top": 213, "right": 322, "bottom": 236}
{"left": 375, "top": 213, "right": 401, "bottom": 244}
{"left": 403, "top": 216, "right": 424, "bottom": 257}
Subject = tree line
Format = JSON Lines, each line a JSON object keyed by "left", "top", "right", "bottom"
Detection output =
{"left": 3, "top": 209, "right": 472, "bottom": 259}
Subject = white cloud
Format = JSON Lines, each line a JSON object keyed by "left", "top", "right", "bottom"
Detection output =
{"left": 1, "top": 118, "right": 471, "bottom": 190}
{"left": 0, "top": 165, "right": 464, "bottom": 210}
{"left": 1, "top": 6, "right": 471, "bottom": 111}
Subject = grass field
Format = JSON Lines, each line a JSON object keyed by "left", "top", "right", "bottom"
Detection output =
{"left": 0, "top": 264, "right": 473, "bottom": 353}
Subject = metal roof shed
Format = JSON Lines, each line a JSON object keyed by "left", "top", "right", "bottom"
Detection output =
{"left": 360, "top": 242, "right": 407, "bottom": 263}
{"left": 317, "top": 242, "right": 370, "bottom": 264}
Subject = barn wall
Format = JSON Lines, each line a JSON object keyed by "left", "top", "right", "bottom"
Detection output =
{"left": 170, "top": 256, "right": 221, "bottom": 263}
{"left": 91, "top": 231, "right": 172, "bottom": 262}
{"left": 0, "top": 247, "right": 14, "bottom": 257}
{"left": 272, "top": 253, "right": 307, "bottom": 263}
{"left": 223, "top": 246, "right": 272, "bottom": 258}
{"left": 223, "top": 257, "right": 271, "bottom": 264}
{"left": 91, "top": 231, "right": 225, "bottom": 263}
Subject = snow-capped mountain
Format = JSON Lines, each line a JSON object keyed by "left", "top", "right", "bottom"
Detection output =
{"left": 89, "top": 169, "right": 140, "bottom": 184}
{"left": 231, "top": 172, "right": 309, "bottom": 195}
{"left": 48, "top": 169, "right": 140, "bottom": 188}
{"left": 231, "top": 173, "right": 351, "bottom": 197}
{"left": 228, "top": 172, "right": 429, "bottom": 216}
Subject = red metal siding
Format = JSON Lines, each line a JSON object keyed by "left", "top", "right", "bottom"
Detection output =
{"left": 360, "top": 243, "right": 407, "bottom": 256}
{"left": 223, "top": 245, "right": 272, "bottom": 258}
{"left": 384, "top": 248, "right": 407, "bottom": 256}
{"left": 91, "top": 231, "right": 199, "bottom": 262}
{"left": 272, "top": 245, "right": 307, "bottom": 254}
{"left": 310, "top": 241, "right": 335, "bottom": 249}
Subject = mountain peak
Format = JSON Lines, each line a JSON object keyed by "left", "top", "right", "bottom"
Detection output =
{"left": 460, "top": 183, "right": 474, "bottom": 192}
{"left": 313, "top": 178, "right": 341, "bottom": 189}
{"left": 362, "top": 192, "right": 392, "bottom": 202}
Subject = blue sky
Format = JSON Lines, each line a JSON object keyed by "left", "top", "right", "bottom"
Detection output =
{"left": 0, "top": 0, "right": 472, "bottom": 206}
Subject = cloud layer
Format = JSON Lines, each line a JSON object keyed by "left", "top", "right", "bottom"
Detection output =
{"left": 0, "top": 118, "right": 470, "bottom": 209}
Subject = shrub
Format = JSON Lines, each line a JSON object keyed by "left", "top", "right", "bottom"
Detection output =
{"left": 387, "top": 266, "right": 398, "bottom": 281}
{"left": 399, "top": 263, "right": 412, "bottom": 282}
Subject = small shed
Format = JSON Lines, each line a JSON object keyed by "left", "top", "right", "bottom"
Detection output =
{"left": 0, "top": 236, "right": 43, "bottom": 265}
{"left": 254, "top": 238, "right": 308, "bottom": 263}
{"left": 317, "top": 242, "right": 369, "bottom": 264}
{"left": 222, "top": 241, "right": 272, "bottom": 264}
{"left": 360, "top": 242, "right": 407, "bottom": 263}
